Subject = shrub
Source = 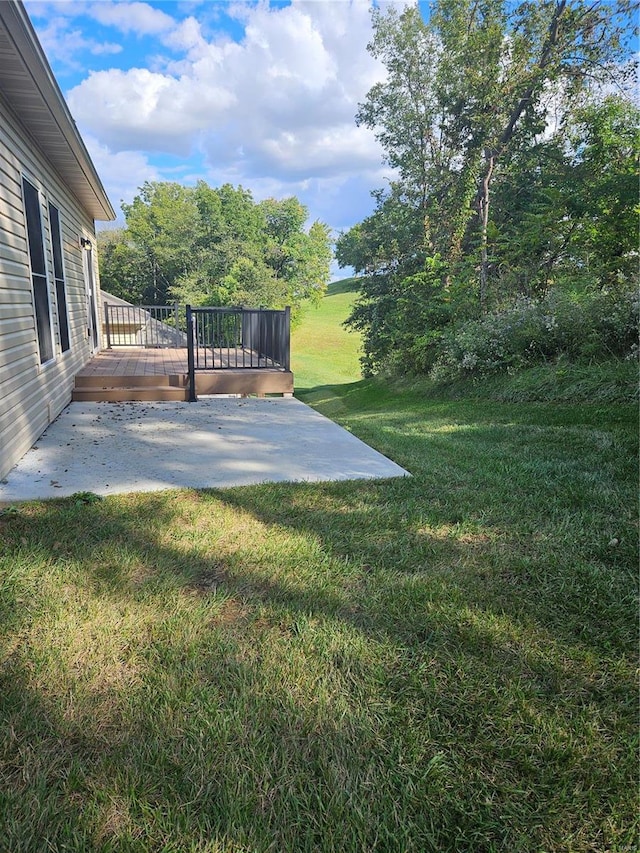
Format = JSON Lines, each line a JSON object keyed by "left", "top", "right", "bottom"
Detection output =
{"left": 430, "top": 287, "right": 639, "bottom": 382}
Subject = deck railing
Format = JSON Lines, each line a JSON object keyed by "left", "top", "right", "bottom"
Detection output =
{"left": 103, "top": 302, "right": 290, "bottom": 401}
{"left": 186, "top": 305, "right": 290, "bottom": 401}
{"left": 104, "top": 302, "right": 186, "bottom": 348}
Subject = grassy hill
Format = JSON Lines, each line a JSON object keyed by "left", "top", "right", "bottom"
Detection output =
{"left": 291, "top": 278, "right": 362, "bottom": 391}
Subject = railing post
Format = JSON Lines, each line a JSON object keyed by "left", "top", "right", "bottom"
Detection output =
{"left": 186, "top": 304, "right": 197, "bottom": 402}
{"left": 144, "top": 305, "right": 152, "bottom": 348}
{"left": 284, "top": 306, "right": 291, "bottom": 371}
{"left": 104, "top": 301, "right": 111, "bottom": 349}
{"left": 173, "top": 301, "right": 180, "bottom": 347}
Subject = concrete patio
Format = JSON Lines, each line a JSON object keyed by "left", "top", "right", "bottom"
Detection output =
{"left": 0, "top": 397, "right": 409, "bottom": 501}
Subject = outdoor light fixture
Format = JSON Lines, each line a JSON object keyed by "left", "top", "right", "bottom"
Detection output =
{"left": 79, "top": 236, "right": 92, "bottom": 250}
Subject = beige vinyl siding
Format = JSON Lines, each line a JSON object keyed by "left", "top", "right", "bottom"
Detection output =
{"left": 0, "top": 95, "right": 102, "bottom": 480}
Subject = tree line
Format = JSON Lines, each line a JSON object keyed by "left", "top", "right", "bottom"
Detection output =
{"left": 336, "top": 0, "right": 638, "bottom": 378}
{"left": 98, "top": 181, "right": 332, "bottom": 318}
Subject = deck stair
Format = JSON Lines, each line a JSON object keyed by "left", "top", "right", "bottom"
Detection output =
{"left": 72, "top": 348, "right": 294, "bottom": 402}
{"left": 72, "top": 373, "right": 190, "bottom": 402}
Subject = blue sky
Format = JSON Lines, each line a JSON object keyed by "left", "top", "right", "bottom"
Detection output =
{"left": 25, "top": 0, "right": 401, "bottom": 257}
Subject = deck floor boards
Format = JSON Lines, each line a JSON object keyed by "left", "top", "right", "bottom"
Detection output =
{"left": 78, "top": 349, "right": 189, "bottom": 377}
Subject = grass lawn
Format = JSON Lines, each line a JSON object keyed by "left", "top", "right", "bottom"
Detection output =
{"left": 291, "top": 278, "right": 362, "bottom": 390}
{"left": 0, "top": 283, "right": 637, "bottom": 851}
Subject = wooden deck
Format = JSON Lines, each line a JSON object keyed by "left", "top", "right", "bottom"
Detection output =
{"left": 77, "top": 348, "right": 188, "bottom": 377}
{"left": 73, "top": 348, "right": 294, "bottom": 402}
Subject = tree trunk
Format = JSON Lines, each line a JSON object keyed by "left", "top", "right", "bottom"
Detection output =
{"left": 478, "top": 151, "right": 495, "bottom": 313}
{"left": 471, "top": 0, "right": 568, "bottom": 311}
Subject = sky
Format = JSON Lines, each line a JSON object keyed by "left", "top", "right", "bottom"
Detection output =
{"left": 24, "top": 0, "right": 404, "bottom": 270}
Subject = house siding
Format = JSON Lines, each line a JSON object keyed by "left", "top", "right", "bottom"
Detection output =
{"left": 0, "top": 94, "right": 102, "bottom": 481}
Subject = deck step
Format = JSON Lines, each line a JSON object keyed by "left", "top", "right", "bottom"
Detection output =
{"left": 74, "top": 373, "right": 188, "bottom": 389}
{"left": 72, "top": 386, "right": 189, "bottom": 402}
{"left": 73, "top": 364, "right": 294, "bottom": 402}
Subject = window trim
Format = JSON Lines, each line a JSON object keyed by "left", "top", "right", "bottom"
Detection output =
{"left": 82, "top": 242, "right": 100, "bottom": 353}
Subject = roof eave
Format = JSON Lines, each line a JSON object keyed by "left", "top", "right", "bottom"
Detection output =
{"left": 0, "top": 1, "right": 116, "bottom": 222}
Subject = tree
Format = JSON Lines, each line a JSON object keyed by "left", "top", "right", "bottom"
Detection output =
{"left": 563, "top": 96, "right": 639, "bottom": 290}
{"left": 259, "top": 198, "right": 333, "bottom": 305}
{"left": 96, "top": 229, "right": 148, "bottom": 303}
{"left": 340, "top": 0, "right": 636, "bottom": 375}
{"left": 99, "top": 181, "right": 332, "bottom": 316}
{"left": 122, "top": 181, "right": 201, "bottom": 305}
{"left": 337, "top": 186, "right": 433, "bottom": 374}
{"left": 296, "top": 220, "right": 334, "bottom": 306}
{"left": 448, "top": 0, "right": 636, "bottom": 309}
{"left": 490, "top": 95, "right": 640, "bottom": 298}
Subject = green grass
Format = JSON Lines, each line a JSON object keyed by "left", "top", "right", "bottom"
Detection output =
{"left": 291, "top": 278, "right": 362, "bottom": 390}
{"left": 1, "top": 287, "right": 638, "bottom": 851}
{"left": 426, "top": 360, "right": 639, "bottom": 405}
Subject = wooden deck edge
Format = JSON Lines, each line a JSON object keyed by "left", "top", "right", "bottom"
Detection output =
{"left": 72, "top": 388, "right": 189, "bottom": 403}
{"left": 72, "top": 369, "right": 294, "bottom": 401}
{"left": 195, "top": 371, "right": 294, "bottom": 396}
{"left": 74, "top": 374, "right": 189, "bottom": 389}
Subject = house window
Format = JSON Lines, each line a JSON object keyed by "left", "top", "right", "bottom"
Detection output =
{"left": 48, "top": 203, "right": 70, "bottom": 352}
{"left": 22, "top": 177, "right": 53, "bottom": 363}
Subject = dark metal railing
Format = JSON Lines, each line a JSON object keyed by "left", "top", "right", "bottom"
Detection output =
{"left": 186, "top": 305, "right": 290, "bottom": 402}
{"left": 104, "top": 302, "right": 186, "bottom": 348}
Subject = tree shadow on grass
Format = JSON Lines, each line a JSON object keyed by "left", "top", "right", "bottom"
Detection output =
{"left": 0, "top": 493, "right": 535, "bottom": 851}
{"left": 1, "top": 628, "right": 434, "bottom": 851}
{"left": 0, "top": 483, "right": 637, "bottom": 851}
{"left": 215, "top": 469, "right": 636, "bottom": 654}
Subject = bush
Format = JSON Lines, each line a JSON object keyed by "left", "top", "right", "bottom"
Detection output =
{"left": 430, "top": 287, "right": 639, "bottom": 382}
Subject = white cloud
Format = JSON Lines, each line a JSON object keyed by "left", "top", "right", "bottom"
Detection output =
{"left": 226, "top": 124, "right": 384, "bottom": 181}
{"left": 25, "top": 0, "right": 89, "bottom": 18}
{"left": 242, "top": 3, "right": 337, "bottom": 92}
{"left": 67, "top": 0, "right": 387, "bottom": 188}
{"left": 163, "top": 16, "right": 209, "bottom": 56}
{"left": 29, "top": 15, "right": 122, "bottom": 68}
{"left": 83, "top": 136, "right": 161, "bottom": 218}
{"left": 87, "top": 1, "right": 175, "bottom": 36}
{"left": 91, "top": 41, "right": 124, "bottom": 57}
{"left": 24, "top": 0, "right": 404, "bottom": 233}
{"left": 69, "top": 67, "right": 236, "bottom": 154}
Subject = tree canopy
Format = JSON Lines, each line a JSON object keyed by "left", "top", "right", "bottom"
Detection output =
{"left": 337, "top": 0, "right": 638, "bottom": 376}
{"left": 98, "top": 181, "right": 332, "bottom": 316}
